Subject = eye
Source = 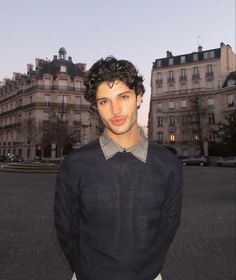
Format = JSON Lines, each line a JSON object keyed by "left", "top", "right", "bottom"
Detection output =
{"left": 98, "top": 99, "right": 108, "bottom": 105}
{"left": 120, "top": 94, "right": 129, "bottom": 100}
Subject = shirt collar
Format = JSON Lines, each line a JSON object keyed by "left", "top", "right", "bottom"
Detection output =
{"left": 99, "top": 128, "right": 148, "bottom": 163}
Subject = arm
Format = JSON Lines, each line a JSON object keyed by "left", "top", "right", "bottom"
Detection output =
{"left": 54, "top": 158, "right": 80, "bottom": 271}
{"left": 160, "top": 158, "right": 183, "bottom": 257}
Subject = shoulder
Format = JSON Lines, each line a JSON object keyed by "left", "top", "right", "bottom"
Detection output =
{"left": 148, "top": 141, "right": 181, "bottom": 171}
{"left": 62, "top": 138, "right": 101, "bottom": 165}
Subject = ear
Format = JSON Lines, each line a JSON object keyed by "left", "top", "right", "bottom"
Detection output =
{"left": 136, "top": 94, "right": 143, "bottom": 109}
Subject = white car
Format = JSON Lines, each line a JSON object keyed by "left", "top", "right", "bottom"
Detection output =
{"left": 217, "top": 156, "right": 236, "bottom": 167}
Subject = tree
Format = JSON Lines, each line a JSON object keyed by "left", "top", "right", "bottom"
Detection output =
{"left": 42, "top": 98, "right": 81, "bottom": 158}
{"left": 178, "top": 95, "right": 207, "bottom": 155}
{"left": 21, "top": 117, "right": 39, "bottom": 145}
{"left": 217, "top": 110, "right": 236, "bottom": 154}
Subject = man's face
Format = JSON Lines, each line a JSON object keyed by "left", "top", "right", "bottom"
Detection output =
{"left": 96, "top": 80, "right": 142, "bottom": 138}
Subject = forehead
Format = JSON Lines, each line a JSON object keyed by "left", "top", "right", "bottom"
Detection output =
{"left": 96, "top": 80, "right": 133, "bottom": 98}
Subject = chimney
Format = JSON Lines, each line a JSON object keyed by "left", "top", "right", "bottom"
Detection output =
{"left": 198, "top": 45, "right": 203, "bottom": 52}
{"left": 76, "top": 63, "right": 86, "bottom": 72}
{"left": 13, "top": 72, "right": 21, "bottom": 80}
{"left": 220, "top": 42, "right": 225, "bottom": 48}
{"left": 166, "top": 51, "right": 173, "bottom": 58}
{"left": 27, "top": 64, "right": 33, "bottom": 73}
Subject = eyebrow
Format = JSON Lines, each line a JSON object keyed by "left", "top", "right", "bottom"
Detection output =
{"left": 96, "top": 91, "right": 132, "bottom": 102}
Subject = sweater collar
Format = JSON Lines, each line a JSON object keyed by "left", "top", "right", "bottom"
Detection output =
{"left": 99, "top": 128, "right": 148, "bottom": 163}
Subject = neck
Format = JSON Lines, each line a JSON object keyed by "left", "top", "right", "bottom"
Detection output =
{"left": 106, "top": 125, "right": 140, "bottom": 149}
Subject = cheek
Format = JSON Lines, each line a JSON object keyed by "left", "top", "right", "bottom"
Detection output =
{"left": 98, "top": 107, "right": 110, "bottom": 120}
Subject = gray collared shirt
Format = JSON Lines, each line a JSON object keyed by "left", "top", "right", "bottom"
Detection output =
{"left": 99, "top": 129, "right": 148, "bottom": 163}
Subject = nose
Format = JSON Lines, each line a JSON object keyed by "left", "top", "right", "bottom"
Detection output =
{"left": 111, "top": 100, "right": 121, "bottom": 115}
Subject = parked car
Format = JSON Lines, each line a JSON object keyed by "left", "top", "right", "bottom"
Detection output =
{"left": 217, "top": 156, "right": 236, "bottom": 167}
{"left": 0, "top": 155, "right": 7, "bottom": 162}
{"left": 8, "top": 155, "right": 24, "bottom": 163}
{"left": 181, "top": 155, "right": 209, "bottom": 166}
{"left": 178, "top": 155, "right": 190, "bottom": 161}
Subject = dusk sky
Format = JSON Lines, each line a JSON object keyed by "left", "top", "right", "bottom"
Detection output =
{"left": 0, "top": 0, "right": 235, "bottom": 126}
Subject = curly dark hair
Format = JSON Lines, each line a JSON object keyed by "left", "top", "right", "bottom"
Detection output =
{"left": 84, "top": 56, "right": 145, "bottom": 106}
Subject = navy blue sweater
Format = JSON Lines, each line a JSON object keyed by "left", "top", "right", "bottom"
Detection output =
{"left": 54, "top": 139, "right": 183, "bottom": 280}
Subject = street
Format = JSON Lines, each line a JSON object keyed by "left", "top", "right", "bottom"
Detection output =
{"left": 0, "top": 166, "right": 235, "bottom": 280}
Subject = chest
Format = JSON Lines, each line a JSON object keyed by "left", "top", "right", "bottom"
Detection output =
{"left": 78, "top": 156, "right": 168, "bottom": 216}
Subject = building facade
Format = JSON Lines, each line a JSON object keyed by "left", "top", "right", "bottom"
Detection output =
{"left": 149, "top": 42, "right": 236, "bottom": 156}
{"left": 0, "top": 48, "right": 101, "bottom": 160}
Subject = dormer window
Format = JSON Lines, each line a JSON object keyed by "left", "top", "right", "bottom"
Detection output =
{"left": 156, "top": 60, "right": 162, "bottom": 68}
{"left": 168, "top": 58, "right": 174, "bottom": 66}
{"left": 180, "top": 56, "right": 186, "bottom": 64}
{"left": 60, "top": 66, "right": 67, "bottom": 73}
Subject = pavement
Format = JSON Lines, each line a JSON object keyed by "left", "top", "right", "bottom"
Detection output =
{"left": 0, "top": 166, "right": 235, "bottom": 280}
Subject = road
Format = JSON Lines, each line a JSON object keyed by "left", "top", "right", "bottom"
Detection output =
{"left": 0, "top": 166, "right": 235, "bottom": 280}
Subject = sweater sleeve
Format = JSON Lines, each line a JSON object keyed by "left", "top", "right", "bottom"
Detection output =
{"left": 159, "top": 157, "right": 183, "bottom": 258}
{"left": 54, "top": 158, "right": 80, "bottom": 271}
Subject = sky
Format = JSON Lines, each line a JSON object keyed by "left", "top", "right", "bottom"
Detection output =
{"left": 0, "top": 0, "right": 235, "bottom": 126}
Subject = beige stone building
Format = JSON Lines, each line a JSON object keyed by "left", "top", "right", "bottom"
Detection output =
{"left": 0, "top": 48, "right": 101, "bottom": 160}
{"left": 149, "top": 42, "right": 236, "bottom": 156}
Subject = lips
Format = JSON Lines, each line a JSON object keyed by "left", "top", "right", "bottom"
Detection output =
{"left": 111, "top": 117, "right": 126, "bottom": 126}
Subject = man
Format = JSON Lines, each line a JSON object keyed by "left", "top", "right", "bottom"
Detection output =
{"left": 54, "top": 56, "right": 183, "bottom": 280}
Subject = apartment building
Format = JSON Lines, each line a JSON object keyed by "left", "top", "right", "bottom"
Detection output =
{"left": 0, "top": 48, "right": 101, "bottom": 160}
{"left": 149, "top": 42, "right": 236, "bottom": 156}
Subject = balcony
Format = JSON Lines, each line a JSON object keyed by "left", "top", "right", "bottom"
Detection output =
{"left": 156, "top": 79, "right": 163, "bottom": 84}
{"left": 205, "top": 72, "right": 214, "bottom": 81}
{"left": 156, "top": 79, "right": 163, "bottom": 88}
{"left": 192, "top": 74, "right": 201, "bottom": 81}
{"left": 179, "top": 76, "right": 187, "bottom": 82}
{"left": 167, "top": 77, "right": 175, "bottom": 84}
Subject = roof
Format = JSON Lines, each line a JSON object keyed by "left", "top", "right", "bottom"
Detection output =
{"left": 152, "top": 47, "right": 221, "bottom": 69}
{"left": 222, "top": 71, "right": 236, "bottom": 88}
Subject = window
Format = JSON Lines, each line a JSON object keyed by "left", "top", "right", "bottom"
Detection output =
{"left": 59, "top": 95, "right": 68, "bottom": 104}
{"left": 208, "top": 113, "right": 215, "bottom": 124}
{"left": 157, "top": 132, "right": 163, "bottom": 143}
{"left": 192, "top": 67, "right": 200, "bottom": 80}
{"left": 227, "top": 79, "right": 236, "bottom": 87}
{"left": 44, "top": 95, "right": 51, "bottom": 106}
{"left": 44, "top": 78, "right": 52, "bottom": 89}
{"left": 168, "top": 71, "right": 175, "bottom": 82}
{"left": 181, "top": 100, "right": 187, "bottom": 108}
{"left": 182, "top": 116, "right": 188, "bottom": 126}
{"left": 206, "top": 64, "right": 214, "bottom": 79}
{"left": 74, "top": 113, "right": 81, "bottom": 122}
{"left": 157, "top": 103, "right": 162, "bottom": 112}
{"left": 75, "top": 80, "right": 82, "bottom": 90}
{"left": 170, "top": 133, "right": 176, "bottom": 143}
{"left": 204, "top": 51, "right": 215, "bottom": 60}
{"left": 44, "top": 112, "right": 50, "bottom": 120}
{"left": 228, "top": 95, "right": 235, "bottom": 107}
{"left": 58, "top": 79, "right": 68, "bottom": 90}
{"left": 193, "top": 67, "right": 199, "bottom": 75}
{"left": 157, "top": 117, "right": 163, "bottom": 127}
{"left": 193, "top": 53, "right": 198, "bottom": 62}
{"left": 209, "top": 133, "right": 216, "bottom": 142}
{"left": 180, "top": 56, "right": 186, "bottom": 64}
{"left": 156, "top": 60, "right": 162, "bottom": 68}
{"left": 168, "top": 58, "right": 174, "bottom": 66}
{"left": 75, "top": 96, "right": 81, "bottom": 105}
{"left": 168, "top": 101, "right": 175, "bottom": 110}
{"left": 207, "top": 64, "right": 213, "bottom": 74}
{"left": 157, "top": 72, "right": 162, "bottom": 81}
{"left": 179, "top": 69, "right": 187, "bottom": 81}
{"left": 169, "top": 116, "right": 175, "bottom": 126}
{"left": 208, "top": 98, "right": 214, "bottom": 107}
{"left": 60, "top": 65, "right": 67, "bottom": 72}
